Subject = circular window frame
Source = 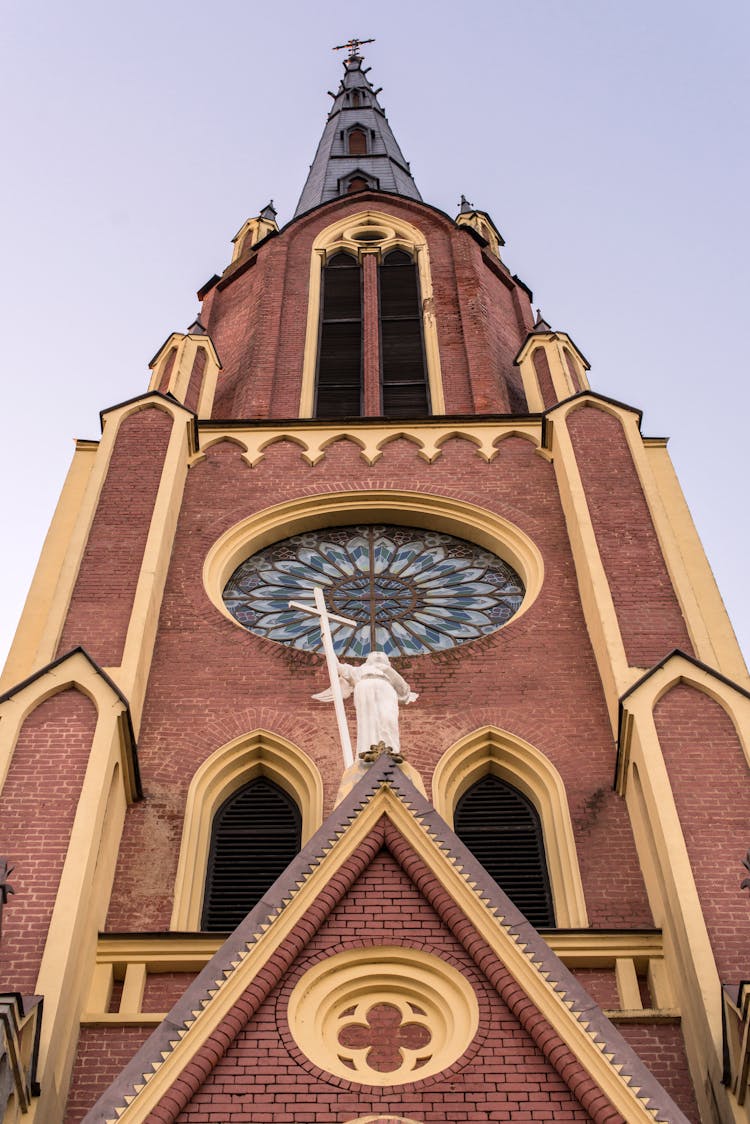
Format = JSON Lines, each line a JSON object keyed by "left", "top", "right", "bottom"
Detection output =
{"left": 203, "top": 491, "right": 543, "bottom": 648}
{"left": 285, "top": 946, "right": 479, "bottom": 1086}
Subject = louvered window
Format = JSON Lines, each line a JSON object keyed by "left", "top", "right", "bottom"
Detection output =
{"left": 316, "top": 251, "right": 362, "bottom": 417}
{"left": 314, "top": 249, "right": 429, "bottom": 419}
{"left": 379, "top": 250, "right": 429, "bottom": 417}
{"left": 202, "top": 777, "right": 302, "bottom": 931}
{"left": 454, "top": 775, "right": 555, "bottom": 928}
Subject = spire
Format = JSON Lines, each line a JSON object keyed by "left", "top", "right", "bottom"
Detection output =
{"left": 294, "top": 49, "right": 422, "bottom": 218}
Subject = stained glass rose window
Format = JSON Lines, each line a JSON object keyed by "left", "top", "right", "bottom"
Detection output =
{"left": 222, "top": 525, "right": 524, "bottom": 658}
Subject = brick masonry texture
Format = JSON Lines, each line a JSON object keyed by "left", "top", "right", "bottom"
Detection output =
{"left": 104, "top": 433, "right": 653, "bottom": 932}
{"left": 57, "top": 406, "right": 174, "bottom": 666}
{"left": 206, "top": 194, "right": 533, "bottom": 420}
{"left": 65, "top": 1027, "right": 153, "bottom": 1124}
{"left": 0, "top": 688, "right": 97, "bottom": 994}
{"left": 567, "top": 403, "right": 693, "bottom": 667}
{"left": 170, "top": 844, "right": 600, "bottom": 1122}
{"left": 654, "top": 682, "right": 750, "bottom": 986}
{"left": 616, "top": 1024, "right": 699, "bottom": 1122}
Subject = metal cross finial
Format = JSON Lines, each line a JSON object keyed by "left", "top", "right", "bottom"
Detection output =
{"left": 333, "top": 37, "right": 375, "bottom": 58}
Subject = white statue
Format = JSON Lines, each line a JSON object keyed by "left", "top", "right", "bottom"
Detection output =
{"left": 314, "top": 651, "right": 418, "bottom": 759}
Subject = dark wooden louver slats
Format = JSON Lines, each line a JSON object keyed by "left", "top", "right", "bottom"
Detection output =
{"left": 454, "top": 775, "right": 555, "bottom": 929}
{"left": 379, "top": 250, "right": 429, "bottom": 418}
{"left": 316, "top": 253, "right": 362, "bottom": 417}
{"left": 202, "top": 777, "right": 302, "bottom": 931}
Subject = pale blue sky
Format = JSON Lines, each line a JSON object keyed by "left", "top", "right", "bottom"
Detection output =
{"left": 1, "top": 0, "right": 748, "bottom": 668}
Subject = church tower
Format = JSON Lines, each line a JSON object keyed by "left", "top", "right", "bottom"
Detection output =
{"left": 0, "top": 45, "right": 747, "bottom": 1124}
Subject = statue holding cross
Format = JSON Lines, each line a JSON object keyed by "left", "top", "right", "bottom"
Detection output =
{"left": 289, "top": 588, "right": 417, "bottom": 770}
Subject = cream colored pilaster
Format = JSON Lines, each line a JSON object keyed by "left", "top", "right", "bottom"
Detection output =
{"left": 1, "top": 442, "right": 97, "bottom": 690}
{"left": 617, "top": 657, "right": 750, "bottom": 1124}
{"left": 544, "top": 409, "right": 632, "bottom": 730}
{"left": 643, "top": 441, "right": 748, "bottom": 684}
{"left": 108, "top": 402, "right": 195, "bottom": 734}
{"left": 148, "top": 333, "right": 221, "bottom": 418}
{"left": 0, "top": 654, "right": 139, "bottom": 1124}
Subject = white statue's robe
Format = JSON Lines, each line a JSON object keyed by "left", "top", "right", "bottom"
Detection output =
{"left": 314, "top": 651, "right": 416, "bottom": 757}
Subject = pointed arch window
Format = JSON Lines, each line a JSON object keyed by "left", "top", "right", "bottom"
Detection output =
{"left": 316, "top": 251, "right": 362, "bottom": 417}
{"left": 379, "top": 249, "right": 429, "bottom": 416}
{"left": 202, "top": 776, "right": 302, "bottom": 931}
{"left": 315, "top": 248, "right": 429, "bottom": 419}
{"left": 454, "top": 774, "right": 555, "bottom": 928}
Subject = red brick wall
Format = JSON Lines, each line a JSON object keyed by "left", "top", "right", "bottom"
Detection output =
{"left": 207, "top": 194, "right": 533, "bottom": 420}
{"left": 105, "top": 433, "right": 652, "bottom": 932}
{"left": 617, "top": 1023, "right": 699, "bottom": 1122}
{"left": 533, "top": 347, "right": 557, "bottom": 408}
{"left": 567, "top": 404, "right": 693, "bottom": 666}
{"left": 65, "top": 1027, "right": 153, "bottom": 1124}
{"left": 57, "top": 407, "right": 173, "bottom": 666}
{"left": 172, "top": 848, "right": 595, "bottom": 1123}
{"left": 142, "top": 972, "right": 198, "bottom": 1014}
{"left": 654, "top": 682, "right": 749, "bottom": 984}
{"left": 184, "top": 347, "right": 207, "bottom": 415}
{"left": 0, "top": 688, "right": 96, "bottom": 992}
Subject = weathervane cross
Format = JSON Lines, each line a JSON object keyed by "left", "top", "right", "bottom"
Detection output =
{"left": 332, "top": 37, "right": 375, "bottom": 58}
{"left": 288, "top": 587, "right": 356, "bottom": 768}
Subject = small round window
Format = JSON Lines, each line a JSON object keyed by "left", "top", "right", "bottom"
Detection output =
{"left": 222, "top": 525, "right": 524, "bottom": 658}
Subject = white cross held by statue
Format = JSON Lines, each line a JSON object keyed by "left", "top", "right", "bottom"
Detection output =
{"left": 288, "top": 587, "right": 357, "bottom": 768}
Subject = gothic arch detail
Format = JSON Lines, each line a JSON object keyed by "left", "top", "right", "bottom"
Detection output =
{"left": 170, "top": 730, "right": 323, "bottom": 930}
{"left": 300, "top": 210, "right": 445, "bottom": 417}
{"left": 432, "top": 726, "right": 588, "bottom": 927}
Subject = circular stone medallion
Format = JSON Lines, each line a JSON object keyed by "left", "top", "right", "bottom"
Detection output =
{"left": 286, "top": 947, "right": 479, "bottom": 1085}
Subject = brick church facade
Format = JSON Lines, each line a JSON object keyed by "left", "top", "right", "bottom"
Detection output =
{"left": 0, "top": 47, "right": 748, "bottom": 1124}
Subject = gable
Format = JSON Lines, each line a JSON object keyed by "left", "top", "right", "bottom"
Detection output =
{"left": 176, "top": 844, "right": 593, "bottom": 1121}
{"left": 84, "top": 759, "right": 691, "bottom": 1123}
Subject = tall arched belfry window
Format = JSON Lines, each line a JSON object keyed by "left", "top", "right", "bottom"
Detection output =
{"left": 454, "top": 774, "right": 555, "bottom": 928}
{"left": 316, "top": 251, "right": 362, "bottom": 417}
{"left": 202, "top": 776, "right": 302, "bottom": 931}
{"left": 379, "top": 249, "right": 429, "bottom": 417}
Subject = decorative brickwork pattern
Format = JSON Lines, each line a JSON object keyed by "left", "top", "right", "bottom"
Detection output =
{"left": 57, "top": 407, "right": 174, "bottom": 666}
{"left": 0, "top": 688, "right": 97, "bottom": 993}
{"left": 567, "top": 403, "right": 693, "bottom": 666}
{"left": 167, "top": 844, "right": 600, "bottom": 1123}
{"left": 654, "top": 682, "right": 749, "bottom": 984}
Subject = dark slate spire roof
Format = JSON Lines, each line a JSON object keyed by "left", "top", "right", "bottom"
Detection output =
{"left": 294, "top": 52, "right": 422, "bottom": 218}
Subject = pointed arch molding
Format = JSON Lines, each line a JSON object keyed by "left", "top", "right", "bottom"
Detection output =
{"left": 202, "top": 490, "right": 544, "bottom": 634}
{"left": 432, "top": 726, "right": 588, "bottom": 928}
{"left": 300, "top": 209, "right": 445, "bottom": 417}
{"left": 170, "top": 730, "right": 324, "bottom": 930}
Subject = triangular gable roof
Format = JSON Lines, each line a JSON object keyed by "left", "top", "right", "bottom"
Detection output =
{"left": 84, "top": 756, "right": 691, "bottom": 1123}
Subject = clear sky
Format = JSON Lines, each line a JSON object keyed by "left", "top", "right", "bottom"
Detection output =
{"left": 1, "top": 0, "right": 748, "bottom": 670}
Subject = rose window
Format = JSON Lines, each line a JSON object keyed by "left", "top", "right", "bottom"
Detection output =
{"left": 222, "top": 525, "right": 525, "bottom": 657}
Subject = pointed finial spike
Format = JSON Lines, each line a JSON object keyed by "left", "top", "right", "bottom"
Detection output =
{"left": 260, "top": 200, "right": 277, "bottom": 221}
{"left": 533, "top": 309, "right": 552, "bottom": 332}
{"left": 187, "top": 316, "right": 206, "bottom": 335}
{"left": 460, "top": 194, "right": 474, "bottom": 214}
